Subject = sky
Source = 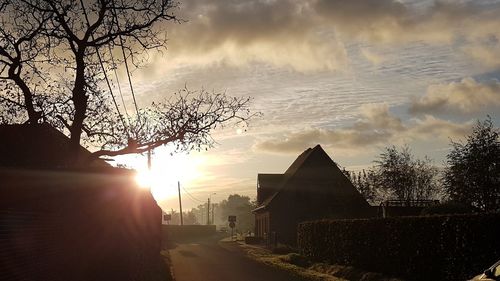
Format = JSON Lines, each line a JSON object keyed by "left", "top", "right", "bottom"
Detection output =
{"left": 114, "top": 0, "right": 500, "bottom": 211}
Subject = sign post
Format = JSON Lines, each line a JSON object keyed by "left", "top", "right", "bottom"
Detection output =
{"left": 163, "top": 213, "right": 171, "bottom": 225}
{"left": 228, "top": 215, "right": 236, "bottom": 240}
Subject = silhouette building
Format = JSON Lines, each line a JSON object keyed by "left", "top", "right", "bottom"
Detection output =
{"left": 0, "top": 124, "right": 161, "bottom": 281}
{"left": 253, "top": 144, "right": 371, "bottom": 245}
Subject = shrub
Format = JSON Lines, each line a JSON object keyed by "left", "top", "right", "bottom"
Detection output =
{"left": 272, "top": 244, "right": 297, "bottom": 254}
{"left": 280, "top": 253, "right": 310, "bottom": 267}
{"left": 162, "top": 225, "right": 216, "bottom": 242}
{"left": 298, "top": 213, "right": 500, "bottom": 281}
{"left": 244, "top": 236, "right": 262, "bottom": 244}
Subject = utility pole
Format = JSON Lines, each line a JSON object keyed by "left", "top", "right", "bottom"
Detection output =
{"left": 178, "top": 181, "right": 183, "bottom": 226}
{"left": 147, "top": 149, "right": 152, "bottom": 170}
{"left": 207, "top": 197, "right": 210, "bottom": 225}
{"left": 211, "top": 203, "right": 215, "bottom": 226}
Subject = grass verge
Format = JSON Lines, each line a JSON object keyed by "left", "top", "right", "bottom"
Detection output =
{"left": 236, "top": 242, "right": 405, "bottom": 281}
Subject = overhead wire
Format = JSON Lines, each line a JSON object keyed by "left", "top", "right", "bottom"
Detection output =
{"left": 110, "top": 1, "right": 140, "bottom": 117}
{"left": 181, "top": 185, "right": 204, "bottom": 203}
{"left": 78, "top": 0, "right": 129, "bottom": 136}
{"left": 107, "top": 43, "right": 130, "bottom": 122}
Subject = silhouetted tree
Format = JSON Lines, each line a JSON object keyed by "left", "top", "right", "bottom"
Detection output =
{"left": 0, "top": 1, "right": 256, "bottom": 164}
{"left": 350, "top": 169, "right": 377, "bottom": 204}
{"left": 444, "top": 117, "right": 500, "bottom": 211}
{"left": 218, "top": 194, "right": 255, "bottom": 232}
{"left": 375, "top": 145, "right": 440, "bottom": 203}
{"left": 169, "top": 209, "right": 198, "bottom": 225}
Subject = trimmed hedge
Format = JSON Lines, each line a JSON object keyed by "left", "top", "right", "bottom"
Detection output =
{"left": 244, "top": 236, "right": 262, "bottom": 244}
{"left": 162, "top": 225, "right": 216, "bottom": 242}
{"left": 298, "top": 213, "right": 500, "bottom": 281}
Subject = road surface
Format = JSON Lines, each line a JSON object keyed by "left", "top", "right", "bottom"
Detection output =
{"left": 168, "top": 235, "right": 308, "bottom": 281}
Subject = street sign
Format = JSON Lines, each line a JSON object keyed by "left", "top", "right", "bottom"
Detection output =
{"left": 229, "top": 222, "right": 235, "bottom": 229}
{"left": 228, "top": 215, "right": 236, "bottom": 222}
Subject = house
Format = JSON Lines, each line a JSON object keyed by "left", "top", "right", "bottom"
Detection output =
{"left": 0, "top": 124, "right": 161, "bottom": 281}
{"left": 0, "top": 123, "right": 110, "bottom": 169}
{"left": 253, "top": 145, "right": 372, "bottom": 245}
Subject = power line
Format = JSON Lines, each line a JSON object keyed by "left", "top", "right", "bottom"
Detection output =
{"left": 107, "top": 44, "right": 130, "bottom": 121}
{"left": 78, "top": 0, "right": 128, "bottom": 133}
{"left": 181, "top": 185, "right": 204, "bottom": 203}
{"left": 110, "top": 2, "right": 140, "bottom": 117}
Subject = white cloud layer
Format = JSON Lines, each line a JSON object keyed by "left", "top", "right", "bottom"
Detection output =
{"left": 151, "top": 0, "right": 500, "bottom": 71}
{"left": 253, "top": 103, "right": 472, "bottom": 154}
{"left": 410, "top": 78, "right": 500, "bottom": 114}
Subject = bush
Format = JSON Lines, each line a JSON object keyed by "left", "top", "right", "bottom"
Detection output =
{"left": 298, "top": 213, "right": 500, "bottom": 281}
{"left": 280, "top": 253, "right": 310, "bottom": 267}
{"left": 162, "top": 225, "right": 216, "bottom": 242}
{"left": 272, "top": 244, "right": 297, "bottom": 254}
{"left": 244, "top": 236, "right": 262, "bottom": 244}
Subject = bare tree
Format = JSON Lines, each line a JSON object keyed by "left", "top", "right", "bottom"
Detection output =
{"left": 0, "top": 1, "right": 53, "bottom": 124}
{"left": 0, "top": 0, "right": 256, "bottom": 164}
{"left": 374, "top": 145, "right": 440, "bottom": 203}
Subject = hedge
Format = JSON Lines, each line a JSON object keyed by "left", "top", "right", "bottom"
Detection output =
{"left": 162, "top": 225, "right": 216, "bottom": 242}
{"left": 298, "top": 213, "right": 500, "bottom": 281}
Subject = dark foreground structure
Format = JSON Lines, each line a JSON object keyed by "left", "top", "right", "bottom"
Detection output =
{"left": 253, "top": 145, "right": 372, "bottom": 245}
{"left": 0, "top": 124, "right": 162, "bottom": 281}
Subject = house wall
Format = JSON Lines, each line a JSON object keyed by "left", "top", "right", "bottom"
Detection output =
{"left": 254, "top": 211, "right": 270, "bottom": 239}
{"left": 0, "top": 168, "right": 161, "bottom": 281}
{"left": 266, "top": 177, "right": 373, "bottom": 245}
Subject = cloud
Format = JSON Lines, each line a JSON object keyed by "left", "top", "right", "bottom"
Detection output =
{"left": 406, "top": 115, "right": 471, "bottom": 140}
{"left": 463, "top": 45, "right": 500, "bottom": 69}
{"left": 151, "top": 0, "right": 500, "bottom": 72}
{"left": 312, "top": 0, "right": 500, "bottom": 44}
{"left": 410, "top": 78, "right": 500, "bottom": 114}
{"left": 162, "top": 0, "right": 349, "bottom": 72}
{"left": 361, "top": 49, "right": 386, "bottom": 65}
{"left": 253, "top": 103, "right": 471, "bottom": 155}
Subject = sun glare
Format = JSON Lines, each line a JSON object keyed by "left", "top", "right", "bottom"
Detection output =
{"left": 132, "top": 150, "right": 204, "bottom": 201}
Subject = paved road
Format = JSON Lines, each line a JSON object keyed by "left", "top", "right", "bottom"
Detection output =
{"left": 168, "top": 235, "right": 308, "bottom": 281}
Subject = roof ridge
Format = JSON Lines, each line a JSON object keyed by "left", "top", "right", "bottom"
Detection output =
{"left": 254, "top": 145, "right": 327, "bottom": 211}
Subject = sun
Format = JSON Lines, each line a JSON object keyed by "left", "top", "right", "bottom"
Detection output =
{"left": 131, "top": 150, "right": 204, "bottom": 201}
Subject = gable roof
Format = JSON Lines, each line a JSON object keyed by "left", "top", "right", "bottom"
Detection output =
{"left": 254, "top": 144, "right": 367, "bottom": 212}
{"left": 258, "top": 174, "right": 283, "bottom": 188}
{"left": 0, "top": 123, "right": 110, "bottom": 170}
{"left": 256, "top": 173, "right": 282, "bottom": 205}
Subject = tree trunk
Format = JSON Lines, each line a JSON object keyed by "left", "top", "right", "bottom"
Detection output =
{"left": 69, "top": 50, "right": 88, "bottom": 165}
{"left": 9, "top": 63, "right": 38, "bottom": 124}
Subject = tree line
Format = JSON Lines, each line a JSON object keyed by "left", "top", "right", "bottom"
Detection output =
{"left": 345, "top": 117, "right": 499, "bottom": 212}
{"left": 165, "top": 194, "right": 256, "bottom": 232}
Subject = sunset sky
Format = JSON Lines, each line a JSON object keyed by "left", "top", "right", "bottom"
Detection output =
{"left": 115, "top": 0, "right": 500, "bottom": 211}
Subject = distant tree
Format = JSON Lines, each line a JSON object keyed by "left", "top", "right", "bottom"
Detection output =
{"left": 375, "top": 145, "right": 440, "bottom": 203}
{"left": 218, "top": 194, "right": 256, "bottom": 232}
{"left": 0, "top": 1, "right": 256, "bottom": 164}
{"left": 169, "top": 209, "right": 198, "bottom": 225}
{"left": 349, "top": 169, "right": 377, "bottom": 204}
{"left": 443, "top": 117, "right": 500, "bottom": 211}
{"left": 183, "top": 211, "right": 198, "bottom": 225}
